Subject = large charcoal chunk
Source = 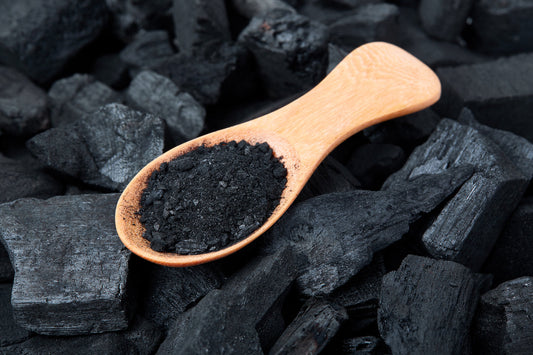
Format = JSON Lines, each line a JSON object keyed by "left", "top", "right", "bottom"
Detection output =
{"left": 436, "top": 54, "right": 533, "bottom": 140}
{"left": 172, "top": 0, "right": 231, "bottom": 56}
{"left": 27, "top": 103, "right": 165, "bottom": 191}
{"left": 156, "top": 249, "right": 300, "bottom": 354}
{"left": 238, "top": 9, "right": 329, "bottom": 98}
{"left": 265, "top": 166, "right": 472, "bottom": 296}
{"left": 418, "top": 0, "right": 473, "bottom": 41}
{"left": 471, "top": 0, "right": 533, "bottom": 54}
{"left": 0, "top": 284, "right": 31, "bottom": 346}
{"left": 0, "top": 0, "right": 108, "bottom": 84}
{"left": 384, "top": 118, "right": 533, "bottom": 270}
{"left": 231, "top": 0, "right": 294, "bottom": 18}
{"left": 378, "top": 255, "right": 479, "bottom": 355}
{"left": 0, "top": 194, "right": 131, "bottom": 335}
{"left": 269, "top": 299, "right": 348, "bottom": 355}
{"left": 328, "top": 4, "right": 399, "bottom": 51}
{"left": 48, "top": 74, "right": 121, "bottom": 126}
{"left": 119, "top": 30, "right": 174, "bottom": 75}
{"left": 126, "top": 70, "right": 205, "bottom": 141}
{"left": 0, "top": 154, "right": 64, "bottom": 203}
{"left": 473, "top": 277, "right": 533, "bottom": 354}
{"left": 0, "top": 66, "right": 49, "bottom": 136}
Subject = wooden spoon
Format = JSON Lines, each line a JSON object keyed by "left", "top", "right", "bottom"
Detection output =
{"left": 115, "top": 42, "right": 440, "bottom": 267}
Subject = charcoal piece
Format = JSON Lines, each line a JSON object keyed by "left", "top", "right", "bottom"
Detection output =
{"left": 156, "top": 249, "right": 300, "bottom": 354}
{"left": 264, "top": 165, "right": 472, "bottom": 296}
{"left": 378, "top": 255, "right": 479, "bottom": 355}
{"left": 91, "top": 54, "right": 130, "bottom": 89}
{"left": 298, "top": 156, "right": 360, "bottom": 202}
{"left": 418, "top": 0, "right": 473, "bottom": 41}
{"left": 384, "top": 118, "right": 533, "bottom": 270}
{"left": 269, "top": 299, "right": 348, "bottom": 355}
{"left": 0, "top": 0, "right": 108, "bottom": 84}
{"left": 140, "top": 262, "right": 223, "bottom": 329}
{"left": 27, "top": 103, "right": 165, "bottom": 191}
{"left": 473, "top": 277, "right": 533, "bottom": 354}
{"left": 0, "top": 66, "right": 49, "bottom": 137}
{"left": 126, "top": 70, "right": 205, "bottom": 141}
{"left": 339, "top": 336, "right": 390, "bottom": 354}
{"left": 231, "top": 0, "right": 295, "bottom": 18}
{"left": 346, "top": 144, "right": 405, "bottom": 190}
{"left": 238, "top": 9, "right": 329, "bottom": 98}
{"left": 482, "top": 197, "right": 533, "bottom": 284}
{"left": 0, "top": 154, "right": 64, "bottom": 203}
{"left": 435, "top": 54, "right": 533, "bottom": 140}
{"left": 172, "top": 0, "right": 231, "bottom": 56}
{"left": 0, "top": 244, "right": 13, "bottom": 282}
{"left": 0, "top": 194, "right": 131, "bottom": 335}
{"left": 119, "top": 30, "right": 174, "bottom": 76}
{"left": 328, "top": 4, "right": 400, "bottom": 51}
{"left": 471, "top": 0, "right": 533, "bottom": 54}
{"left": 0, "top": 284, "right": 31, "bottom": 347}
{"left": 48, "top": 74, "right": 121, "bottom": 127}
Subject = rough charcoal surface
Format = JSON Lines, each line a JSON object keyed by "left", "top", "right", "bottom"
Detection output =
{"left": 0, "top": 283, "right": 31, "bottom": 347}
{"left": 0, "top": 0, "right": 108, "bottom": 84}
{"left": 48, "top": 74, "right": 121, "bottom": 127}
{"left": 378, "top": 255, "right": 480, "bottom": 355}
{"left": 264, "top": 166, "right": 472, "bottom": 296}
{"left": 0, "top": 66, "right": 49, "bottom": 136}
{"left": 139, "top": 141, "right": 287, "bottom": 254}
{"left": 0, "top": 194, "right": 131, "bottom": 335}
{"left": 418, "top": 0, "right": 473, "bottom": 41}
{"left": 238, "top": 9, "right": 329, "bottom": 98}
{"left": 126, "top": 70, "right": 205, "bottom": 141}
{"left": 473, "top": 277, "right": 533, "bottom": 354}
{"left": 384, "top": 118, "right": 533, "bottom": 270}
{"left": 27, "top": 103, "right": 165, "bottom": 191}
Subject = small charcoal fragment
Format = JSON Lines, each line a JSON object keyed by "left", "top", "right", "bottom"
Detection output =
{"left": 139, "top": 140, "right": 286, "bottom": 254}
{"left": 126, "top": 70, "right": 205, "bottom": 141}
{"left": 473, "top": 277, "right": 533, "bottom": 354}
{"left": 0, "top": 284, "right": 31, "bottom": 347}
{"left": 120, "top": 30, "right": 175, "bottom": 76}
{"left": 48, "top": 74, "right": 121, "bottom": 126}
{"left": 378, "top": 255, "right": 479, "bottom": 355}
{"left": 238, "top": 9, "right": 329, "bottom": 98}
{"left": 269, "top": 299, "right": 348, "bottom": 355}
{"left": 418, "top": 0, "right": 474, "bottom": 41}
{"left": 0, "top": 194, "right": 131, "bottom": 335}
{"left": 0, "top": 66, "right": 49, "bottom": 136}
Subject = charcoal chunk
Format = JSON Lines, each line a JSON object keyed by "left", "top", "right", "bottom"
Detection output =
{"left": 0, "top": 154, "right": 64, "bottom": 203}
{"left": 473, "top": 277, "right": 533, "bottom": 354}
{"left": 471, "top": 0, "right": 533, "bottom": 54}
{"left": 238, "top": 9, "right": 329, "bottom": 98}
{"left": 0, "top": 0, "right": 108, "bottom": 84}
{"left": 265, "top": 166, "right": 472, "bottom": 296}
{"left": 384, "top": 118, "right": 533, "bottom": 270}
{"left": 27, "top": 103, "right": 165, "bottom": 191}
{"left": 126, "top": 70, "right": 205, "bottom": 141}
{"left": 0, "top": 284, "right": 31, "bottom": 347}
{"left": 0, "top": 66, "right": 49, "bottom": 136}
{"left": 172, "top": 0, "right": 231, "bottom": 56}
{"left": 156, "top": 249, "right": 300, "bottom": 354}
{"left": 231, "top": 0, "right": 295, "bottom": 18}
{"left": 0, "top": 194, "right": 131, "bottom": 335}
{"left": 48, "top": 74, "right": 121, "bottom": 127}
{"left": 436, "top": 54, "right": 533, "bottom": 140}
{"left": 378, "top": 255, "right": 479, "bottom": 355}
{"left": 269, "top": 299, "right": 348, "bottom": 355}
{"left": 328, "top": 4, "right": 400, "bottom": 51}
{"left": 418, "top": 0, "right": 474, "bottom": 41}
{"left": 119, "top": 30, "right": 174, "bottom": 76}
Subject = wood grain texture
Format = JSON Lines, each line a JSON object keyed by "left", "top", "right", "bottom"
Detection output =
{"left": 116, "top": 42, "right": 441, "bottom": 267}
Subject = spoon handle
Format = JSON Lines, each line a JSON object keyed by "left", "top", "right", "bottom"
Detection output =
{"left": 253, "top": 42, "right": 441, "bottom": 171}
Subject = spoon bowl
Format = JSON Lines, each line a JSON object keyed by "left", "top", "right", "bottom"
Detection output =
{"left": 116, "top": 42, "right": 441, "bottom": 267}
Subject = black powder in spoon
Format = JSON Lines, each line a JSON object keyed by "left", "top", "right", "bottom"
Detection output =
{"left": 138, "top": 140, "right": 287, "bottom": 254}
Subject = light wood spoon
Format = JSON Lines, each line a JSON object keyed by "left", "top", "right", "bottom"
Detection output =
{"left": 115, "top": 42, "right": 440, "bottom": 267}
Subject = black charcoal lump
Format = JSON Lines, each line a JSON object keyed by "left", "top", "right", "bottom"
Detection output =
{"left": 0, "top": 0, "right": 108, "bottom": 84}
{"left": 418, "top": 0, "right": 474, "bottom": 41}
{"left": 48, "top": 74, "right": 121, "bottom": 127}
{"left": 378, "top": 255, "right": 480, "bottom": 355}
{"left": 126, "top": 70, "right": 205, "bottom": 141}
{"left": 238, "top": 9, "right": 329, "bottom": 98}
{"left": 0, "top": 66, "right": 49, "bottom": 136}
{"left": 0, "top": 194, "right": 131, "bottom": 335}
{"left": 473, "top": 277, "right": 533, "bottom": 354}
{"left": 27, "top": 103, "right": 165, "bottom": 191}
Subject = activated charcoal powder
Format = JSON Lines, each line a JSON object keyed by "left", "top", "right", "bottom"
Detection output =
{"left": 139, "top": 140, "right": 287, "bottom": 254}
